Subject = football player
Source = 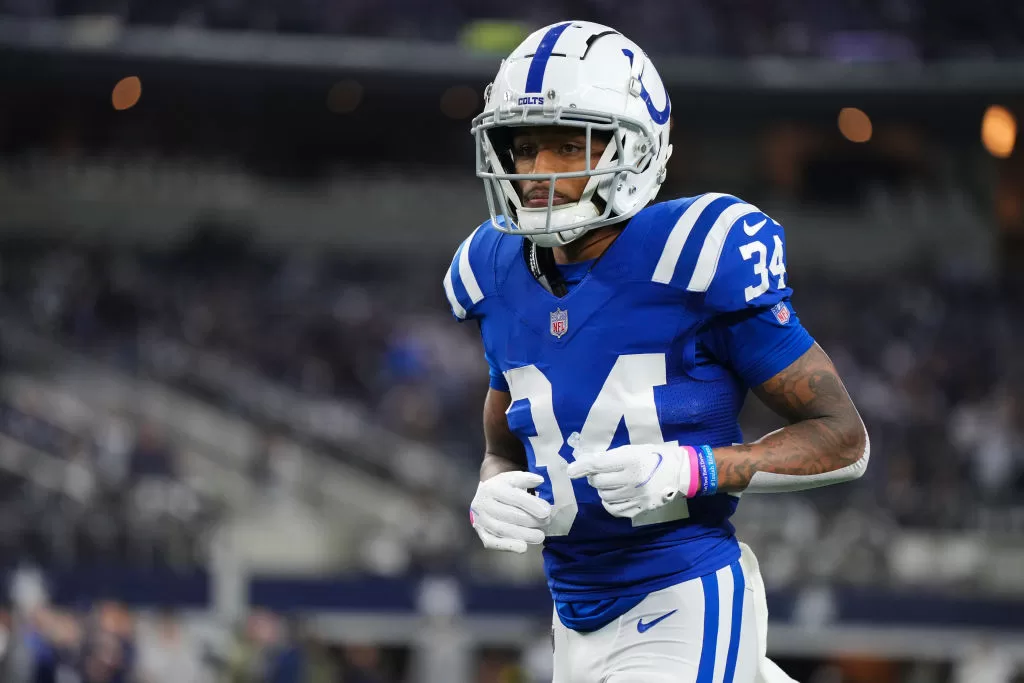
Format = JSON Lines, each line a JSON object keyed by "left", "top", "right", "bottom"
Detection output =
{"left": 444, "top": 21, "right": 869, "bottom": 683}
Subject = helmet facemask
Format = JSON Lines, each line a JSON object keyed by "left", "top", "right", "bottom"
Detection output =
{"left": 473, "top": 104, "right": 659, "bottom": 247}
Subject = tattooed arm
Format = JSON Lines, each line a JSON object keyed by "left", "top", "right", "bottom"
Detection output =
{"left": 713, "top": 343, "right": 870, "bottom": 493}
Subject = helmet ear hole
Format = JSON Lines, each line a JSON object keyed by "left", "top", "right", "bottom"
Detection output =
{"left": 486, "top": 128, "right": 518, "bottom": 174}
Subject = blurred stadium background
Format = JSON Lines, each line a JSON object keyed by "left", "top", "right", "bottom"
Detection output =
{"left": 0, "top": 1, "right": 1023, "bottom": 682}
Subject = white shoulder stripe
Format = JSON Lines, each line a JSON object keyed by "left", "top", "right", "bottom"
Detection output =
{"left": 443, "top": 264, "right": 467, "bottom": 319}
{"left": 458, "top": 227, "right": 485, "bottom": 304}
{"left": 686, "top": 202, "right": 761, "bottom": 293}
{"left": 652, "top": 193, "right": 732, "bottom": 284}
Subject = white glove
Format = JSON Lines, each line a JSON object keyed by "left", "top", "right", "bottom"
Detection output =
{"left": 567, "top": 443, "right": 701, "bottom": 519}
{"left": 470, "top": 471, "right": 552, "bottom": 553}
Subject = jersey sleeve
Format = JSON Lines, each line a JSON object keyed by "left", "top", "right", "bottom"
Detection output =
{"left": 648, "top": 192, "right": 793, "bottom": 313}
{"left": 696, "top": 198, "right": 812, "bottom": 383}
{"left": 649, "top": 193, "right": 812, "bottom": 385}
{"left": 701, "top": 303, "right": 815, "bottom": 387}
{"left": 484, "top": 347, "right": 510, "bottom": 392}
{"left": 442, "top": 222, "right": 500, "bottom": 322}
{"left": 698, "top": 205, "right": 792, "bottom": 314}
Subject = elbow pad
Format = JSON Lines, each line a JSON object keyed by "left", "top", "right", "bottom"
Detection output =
{"left": 743, "top": 428, "right": 870, "bottom": 494}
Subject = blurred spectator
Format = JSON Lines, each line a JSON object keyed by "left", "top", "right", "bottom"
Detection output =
{"left": 94, "top": 418, "right": 133, "bottom": 488}
{"left": 266, "top": 438, "right": 304, "bottom": 503}
{"left": 251, "top": 432, "right": 306, "bottom": 502}
{"left": 135, "top": 610, "right": 205, "bottom": 683}
{"left": 339, "top": 645, "right": 388, "bottom": 683}
{"left": 129, "top": 425, "right": 176, "bottom": 484}
{"left": 224, "top": 611, "right": 302, "bottom": 683}
{"left": 64, "top": 443, "right": 97, "bottom": 507}
{"left": 24, "top": 606, "right": 82, "bottom": 683}
{"left": 78, "top": 601, "right": 136, "bottom": 683}
{"left": 0, "top": 604, "right": 12, "bottom": 681}
{"left": 297, "top": 638, "right": 339, "bottom": 683}
{"left": 952, "top": 641, "right": 1020, "bottom": 683}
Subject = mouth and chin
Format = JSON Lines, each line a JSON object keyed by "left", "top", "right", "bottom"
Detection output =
{"left": 522, "top": 187, "right": 575, "bottom": 208}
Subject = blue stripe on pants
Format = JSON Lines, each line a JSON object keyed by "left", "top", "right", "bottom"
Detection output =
{"left": 723, "top": 561, "right": 746, "bottom": 683}
{"left": 696, "top": 572, "right": 719, "bottom": 683}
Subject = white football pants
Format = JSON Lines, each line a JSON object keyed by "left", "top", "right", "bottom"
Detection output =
{"left": 552, "top": 543, "right": 797, "bottom": 683}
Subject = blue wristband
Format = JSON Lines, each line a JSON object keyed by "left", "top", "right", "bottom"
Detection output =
{"left": 695, "top": 445, "right": 719, "bottom": 496}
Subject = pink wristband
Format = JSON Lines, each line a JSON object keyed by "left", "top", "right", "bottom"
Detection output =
{"left": 683, "top": 445, "right": 701, "bottom": 498}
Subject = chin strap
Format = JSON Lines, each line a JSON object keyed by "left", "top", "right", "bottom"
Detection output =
{"left": 525, "top": 240, "right": 568, "bottom": 297}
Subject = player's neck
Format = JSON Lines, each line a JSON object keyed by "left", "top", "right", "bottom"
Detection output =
{"left": 552, "top": 226, "right": 623, "bottom": 265}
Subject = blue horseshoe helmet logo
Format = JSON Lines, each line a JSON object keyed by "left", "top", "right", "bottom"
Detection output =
{"left": 622, "top": 49, "right": 671, "bottom": 125}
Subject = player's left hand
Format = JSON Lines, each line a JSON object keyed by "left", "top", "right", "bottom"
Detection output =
{"left": 567, "top": 443, "right": 711, "bottom": 519}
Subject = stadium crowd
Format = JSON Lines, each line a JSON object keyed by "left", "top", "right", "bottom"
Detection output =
{"left": 0, "top": 592, "right": 428, "bottom": 683}
{"left": 2, "top": 0, "right": 1024, "bottom": 60}
{"left": 0, "top": 401, "right": 212, "bottom": 570}
{"left": 1, "top": 240, "right": 1022, "bottom": 535}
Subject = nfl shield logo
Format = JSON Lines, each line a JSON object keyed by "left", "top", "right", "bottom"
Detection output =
{"left": 550, "top": 308, "right": 569, "bottom": 338}
{"left": 771, "top": 301, "right": 791, "bottom": 325}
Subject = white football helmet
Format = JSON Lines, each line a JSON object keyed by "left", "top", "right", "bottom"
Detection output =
{"left": 472, "top": 21, "right": 673, "bottom": 247}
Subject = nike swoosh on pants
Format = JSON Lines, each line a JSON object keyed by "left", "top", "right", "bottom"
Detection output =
{"left": 636, "top": 609, "right": 677, "bottom": 633}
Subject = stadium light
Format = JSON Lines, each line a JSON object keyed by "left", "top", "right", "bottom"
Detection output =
{"left": 440, "top": 86, "right": 479, "bottom": 120}
{"left": 112, "top": 76, "right": 141, "bottom": 111}
{"left": 838, "top": 107, "right": 872, "bottom": 143}
{"left": 327, "top": 80, "right": 363, "bottom": 114}
{"left": 981, "top": 105, "right": 1016, "bottom": 158}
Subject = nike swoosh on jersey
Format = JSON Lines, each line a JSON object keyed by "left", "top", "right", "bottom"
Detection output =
{"left": 636, "top": 609, "right": 678, "bottom": 633}
{"left": 742, "top": 218, "right": 767, "bottom": 236}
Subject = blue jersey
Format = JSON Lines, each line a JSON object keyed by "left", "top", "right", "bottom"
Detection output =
{"left": 444, "top": 193, "right": 814, "bottom": 631}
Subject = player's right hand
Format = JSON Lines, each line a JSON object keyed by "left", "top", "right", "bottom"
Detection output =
{"left": 470, "top": 471, "right": 552, "bottom": 554}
